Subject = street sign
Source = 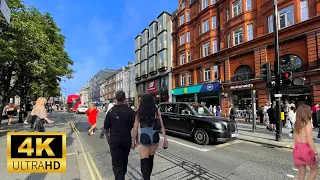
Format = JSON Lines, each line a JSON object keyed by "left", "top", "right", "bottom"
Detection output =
{"left": 274, "top": 94, "right": 282, "bottom": 98}
{"left": 0, "top": 0, "right": 10, "bottom": 24}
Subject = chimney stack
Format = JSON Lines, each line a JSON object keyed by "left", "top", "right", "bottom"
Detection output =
{"left": 128, "top": 62, "right": 132, "bottom": 68}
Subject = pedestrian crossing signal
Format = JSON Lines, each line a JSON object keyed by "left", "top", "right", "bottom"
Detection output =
{"left": 282, "top": 71, "right": 292, "bottom": 86}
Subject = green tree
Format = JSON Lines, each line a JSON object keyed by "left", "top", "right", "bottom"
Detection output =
{"left": 0, "top": 0, "right": 74, "bottom": 122}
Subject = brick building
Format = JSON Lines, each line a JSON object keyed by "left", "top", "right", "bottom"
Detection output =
{"left": 171, "top": 0, "right": 320, "bottom": 117}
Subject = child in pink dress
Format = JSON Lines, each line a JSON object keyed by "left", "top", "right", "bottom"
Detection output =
{"left": 293, "top": 104, "right": 318, "bottom": 180}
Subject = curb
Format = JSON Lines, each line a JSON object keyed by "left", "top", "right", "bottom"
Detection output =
{"left": 238, "top": 137, "right": 294, "bottom": 150}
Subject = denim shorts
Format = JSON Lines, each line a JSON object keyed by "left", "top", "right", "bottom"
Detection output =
{"left": 140, "top": 127, "right": 160, "bottom": 147}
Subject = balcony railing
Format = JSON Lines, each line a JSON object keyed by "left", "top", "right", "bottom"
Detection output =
{"left": 231, "top": 72, "right": 255, "bottom": 82}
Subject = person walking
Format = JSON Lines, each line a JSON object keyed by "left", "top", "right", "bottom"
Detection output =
{"left": 229, "top": 104, "right": 236, "bottom": 121}
{"left": 99, "top": 102, "right": 115, "bottom": 138}
{"left": 85, "top": 103, "right": 99, "bottom": 135}
{"left": 312, "top": 104, "right": 319, "bottom": 128}
{"left": 30, "top": 97, "right": 54, "bottom": 131}
{"left": 6, "top": 103, "right": 15, "bottom": 126}
{"left": 293, "top": 104, "right": 318, "bottom": 180}
{"left": 25, "top": 102, "right": 33, "bottom": 123}
{"left": 132, "top": 93, "right": 168, "bottom": 180}
{"left": 104, "top": 91, "right": 136, "bottom": 180}
{"left": 267, "top": 105, "right": 276, "bottom": 131}
{"left": 216, "top": 106, "right": 221, "bottom": 117}
{"left": 288, "top": 106, "right": 296, "bottom": 137}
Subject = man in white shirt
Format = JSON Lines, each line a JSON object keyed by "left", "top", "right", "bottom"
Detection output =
{"left": 100, "top": 102, "right": 115, "bottom": 138}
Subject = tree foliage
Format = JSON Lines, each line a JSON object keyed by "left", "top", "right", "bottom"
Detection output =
{"left": 0, "top": 0, "right": 74, "bottom": 113}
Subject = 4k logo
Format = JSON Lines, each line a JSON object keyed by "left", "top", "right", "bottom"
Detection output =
{"left": 7, "top": 132, "right": 66, "bottom": 173}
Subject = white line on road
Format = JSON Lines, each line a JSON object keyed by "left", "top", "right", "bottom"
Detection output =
{"left": 286, "top": 174, "right": 294, "bottom": 178}
{"left": 160, "top": 137, "right": 210, "bottom": 152}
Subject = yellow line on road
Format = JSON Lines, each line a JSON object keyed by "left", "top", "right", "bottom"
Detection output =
{"left": 88, "top": 152, "right": 103, "bottom": 180}
{"left": 74, "top": 127, "right": 96, "bottom": 180}
{"left": 65, "top": 112, "right": 96, "bottom": 180}
{"left": 71, "top": 122, "right": 80, "bottom": 133}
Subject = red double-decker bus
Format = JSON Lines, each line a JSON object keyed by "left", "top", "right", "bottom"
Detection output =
{"left": 67, "top": 94, "right": 81, "bottom": 112}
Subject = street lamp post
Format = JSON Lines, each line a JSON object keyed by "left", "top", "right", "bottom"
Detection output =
{"left": 273, "top": 0, "right": 282, "bottom": 141}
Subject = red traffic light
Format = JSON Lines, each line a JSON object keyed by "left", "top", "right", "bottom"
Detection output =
{"left": 285, "top": 73, "right": 290, "bottom": 78}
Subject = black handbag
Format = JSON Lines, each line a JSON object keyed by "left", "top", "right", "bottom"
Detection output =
{"left": 31, "top": 115, "right": 46, "bottom": 132}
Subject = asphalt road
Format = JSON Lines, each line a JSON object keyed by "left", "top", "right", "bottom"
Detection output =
{"left": 58, "top": 111, "right": 309, "bottom": 180}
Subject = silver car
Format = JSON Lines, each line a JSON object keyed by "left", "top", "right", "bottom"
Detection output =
{"left": 76, "top": 105, "right": 88, "bottom": 114}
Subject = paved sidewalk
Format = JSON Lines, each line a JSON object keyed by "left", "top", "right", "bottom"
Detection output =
{"left": 237, "top": 120, "right": 320, "bottom": 150}
{"left": 0, "top": 112, "right": 80, "bottom": 180}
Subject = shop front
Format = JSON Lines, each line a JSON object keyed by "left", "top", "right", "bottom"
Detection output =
{"left": 172, "top": 82, "right": 220, "bottom": 107}
{"left": 138, "top": 76, "right": 170, "bottom": 105}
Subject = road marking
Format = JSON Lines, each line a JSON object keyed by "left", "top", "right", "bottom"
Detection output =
{"left": 71, "top": 122, "right": 80, "bottom": 133}
{"left": 65, "top": 113, "right": 96, "bottom": 180}
{"left": 160, "top": 137, "right": 210, "bottom": 152}
{"left": 215, "top": 140, "right": 241, "bottom": 149}
{"left": 293, "top": 168, "right": 298, "bottom": 171}
{"left": 88, "top": 152, "right": 103, "bottom": 180}
{"left": 66, "top": 152, "right": 76, "bottom": 156}
{"left": 286, "top": 174, "right": 294, "bottom": 178}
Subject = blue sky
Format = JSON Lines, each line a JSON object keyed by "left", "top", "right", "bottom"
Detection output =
{"left": 24, "top": 0, "right": 177, "bottom": 96}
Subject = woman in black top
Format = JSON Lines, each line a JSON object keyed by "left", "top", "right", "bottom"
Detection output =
{"left": 132, "top": 93, "right": 168, "bottom": 180}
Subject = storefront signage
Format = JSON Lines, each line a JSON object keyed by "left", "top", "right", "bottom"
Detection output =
{"left": 230, "top": 84, "right": 254, "bottom": 90}
{"left": 147, "top": 80, "right": 157, "bottom": 93}
{"left": 173, "top": 82, "right": 220, "bottom": 95}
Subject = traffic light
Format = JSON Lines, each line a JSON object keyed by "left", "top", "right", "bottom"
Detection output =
{"left": 282, "top": 71, "right": 292, "bottom": 86}
{"left": 260, "top": 62, "right": 272, "bottom": 88}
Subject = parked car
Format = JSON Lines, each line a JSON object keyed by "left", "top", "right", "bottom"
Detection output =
{"left": 76, "top": 105, "right": 88, "bottom": 114}
{"left": 158, "top": 102, "right": 238, "bottom": 145}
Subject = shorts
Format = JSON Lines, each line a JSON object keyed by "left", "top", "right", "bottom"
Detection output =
{"left": 140, "top": 127, "right": 160, "bottom": 147}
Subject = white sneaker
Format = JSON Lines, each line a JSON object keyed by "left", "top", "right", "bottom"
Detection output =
{"left": 24, "top": 121, "right": 29, "bottom": 125}
{"left": 289, "top": 133, "right": 293, "bottom": 138}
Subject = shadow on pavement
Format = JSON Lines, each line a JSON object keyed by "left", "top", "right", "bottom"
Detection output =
{"left": 153, "top": 149, "right": 227, "bottom": 180}
{"left": 25, "top": 173, "right": 47, "bottom": 180}
{"left": 0, "top": 130, "right": 10, "bottom": 138}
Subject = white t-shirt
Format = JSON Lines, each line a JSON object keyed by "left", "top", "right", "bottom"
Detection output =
{"left": 105, "top": 103, "right": 114, "bottom": 114}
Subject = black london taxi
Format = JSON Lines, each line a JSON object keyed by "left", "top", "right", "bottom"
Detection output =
{"left": 157, "top": 102, "right": 238, "bottom": 145}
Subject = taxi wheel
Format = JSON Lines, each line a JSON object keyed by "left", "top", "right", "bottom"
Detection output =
{"left": 193, "top": 128, "right": 209, "bottom": 145}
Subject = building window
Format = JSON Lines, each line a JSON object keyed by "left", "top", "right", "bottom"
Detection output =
{"left": 186, "top": 11, "right": 190, "bottom": 22}
{"left": 227, "top": 33, "right": 231, "bottom": 48}
{"left": 247, "top": 24, "right": 253, "bottom": 41}
{"left": 234, "top": 28, "right": 243, "bottom": 46}
{"left": 212, "top": 40, "right": 217, "bottom": 53}
{"left": 212, "top": 16, "right": 216, "bottom": 29}
{"left": 204, "top": 67, "right": 211, "bottom": 81}
{"left": 203, "top": 42, "right": 210, "bottom": 56}
{"left": 246, "top": 0, "right": 251, "bottom": 11}
{"left": 233, "top": 0, "right": 242, "bottom": 17}
{"left": 181, "top": 74, "right": 186, "bottom": 85}
{"left": 202, "top": 0, "right": 209, "bottom": 10}
{"left": 188, "top": 72, "right": 191, "bottom": 85}
{"left": 212, "top": 0, "right": 216, "bottom": 4}
{"left": 187, "top": 51, "right": 191, "bottom": 62}
{"left": 180, "top": 53, "right": 186, "bottom": 65}
{"left": 187, "top": 31, "right": 190, "bottom": 42}
{"left": 279, "top": 5, "right": 294, "bottom": 29}
{"left": 300, "top": 1, "right": 309, "bottom": 21}
{"left": 182, "top": 1, "right": 185, "bottom": 9}
{"left": 280, "top": 54, "right": 303, "bottom": 73}
{"left": 202, "top": 19, "right": 209, "bottom": 33}
{"left": 232, "top": 65, "right": 254, "bottom": 82}
{"left": 180, "top": 34, "right": 185, "bottom": 45}
{"left": 213, "top": 65, "right": 219, "bottom": 79}
{"left": 226, "top": 8, "right": 230, "bottom": 21}
{"left": 179, "top": 15, "right": 185, "bottom": 26}
{"left": 199, "top": 46, "right": 202, "bottom": 58}
{"left": 268, "top": 15, "right": 273, "bottom": 33}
